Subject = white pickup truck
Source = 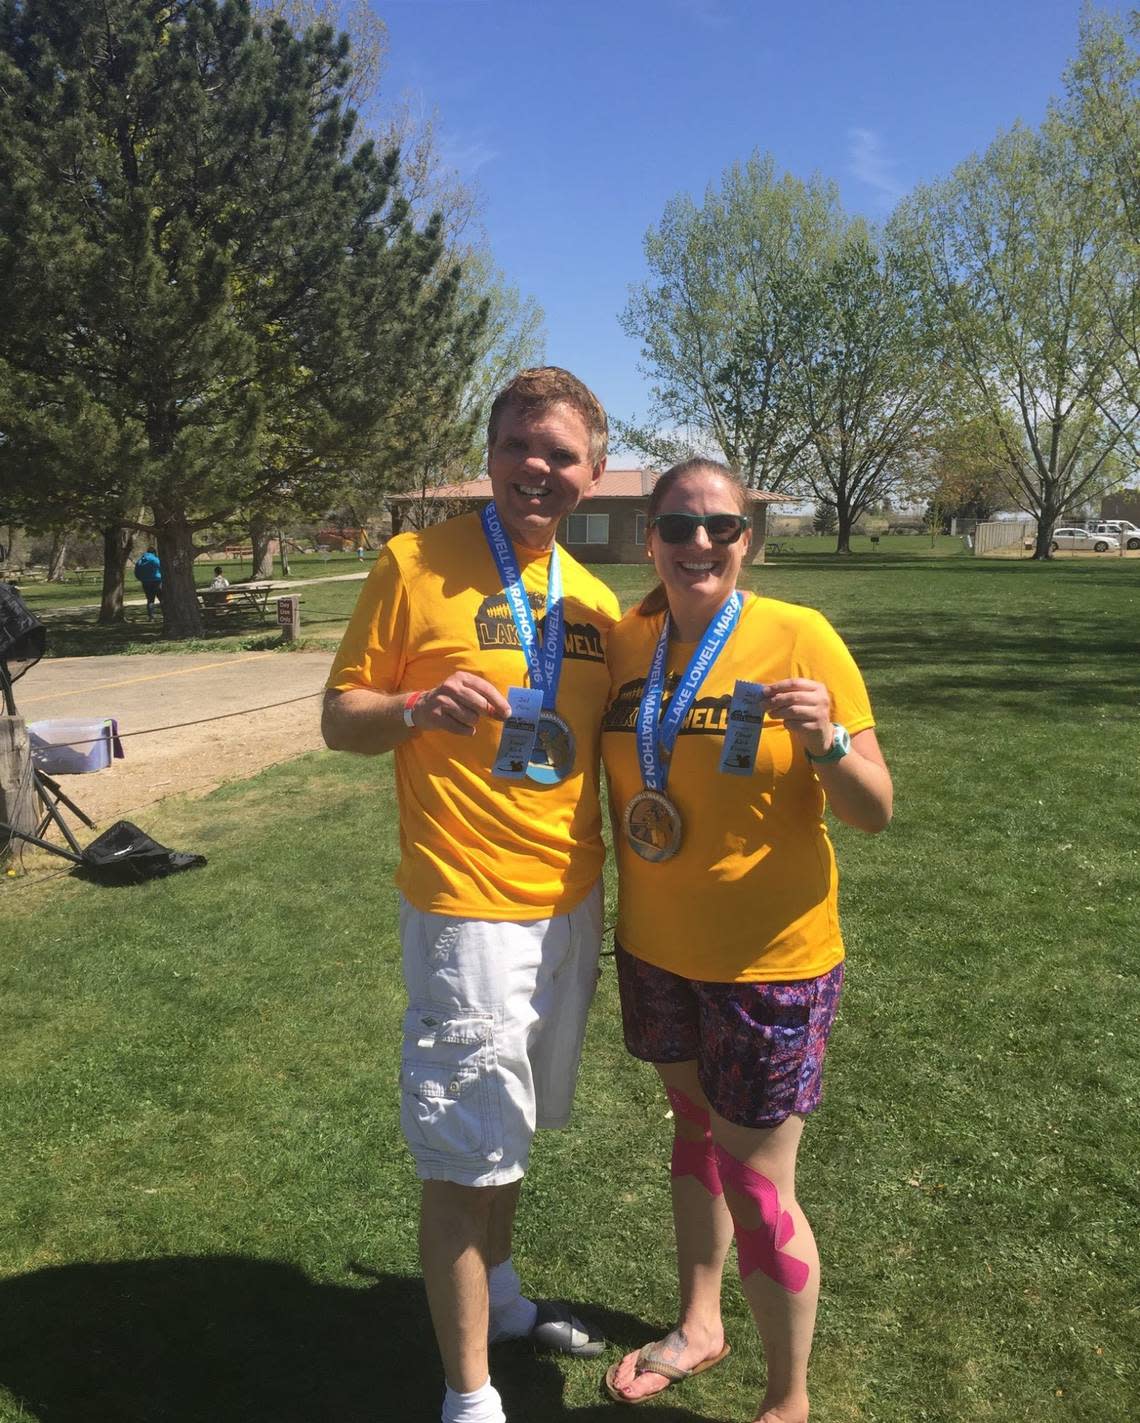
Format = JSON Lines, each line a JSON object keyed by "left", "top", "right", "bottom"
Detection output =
{"left": 1091, "top": 520, "right": 1140, "bottom": 550}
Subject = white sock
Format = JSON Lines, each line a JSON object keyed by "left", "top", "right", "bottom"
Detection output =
{"left": 487, "top": 1257, "right": 538, "bottom": 1341}
{"left": 441, "top": 1377, "right": 506, "bottom": 1423}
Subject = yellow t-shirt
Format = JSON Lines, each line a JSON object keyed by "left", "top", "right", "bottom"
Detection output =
{"left": 327, "top": 512, "right": 620, "bottom": 920}
{"left": 602, "top": 594, "right": 875, "bottom": 983}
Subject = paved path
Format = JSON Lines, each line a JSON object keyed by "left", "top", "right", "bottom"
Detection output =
{"left": 16, "top": 650, "right": 333, "bottom": 827}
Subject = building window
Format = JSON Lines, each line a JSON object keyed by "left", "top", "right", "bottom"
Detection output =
{"left": 635, "top": 513, "right": 646, "bottom": 545}
{"left": 566, "top": 512, "right": 610, "bottom": 545}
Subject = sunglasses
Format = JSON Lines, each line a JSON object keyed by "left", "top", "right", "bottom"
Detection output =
{"left": 650, "top": 512, "right": 752, "bottom": 545}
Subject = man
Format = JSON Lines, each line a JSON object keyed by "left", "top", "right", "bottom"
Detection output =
{"left": 322, "top": 368, "right": 619, "bottom": 1423}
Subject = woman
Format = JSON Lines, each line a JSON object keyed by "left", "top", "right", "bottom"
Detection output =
{"left": 133, "top": 547, "right": 162, "bottom": 621}
{"left": 601, "top": 460, "right": 892, "bottom": 1421}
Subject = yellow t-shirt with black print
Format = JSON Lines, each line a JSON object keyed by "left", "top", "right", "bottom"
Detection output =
{"left": 327, "top": 512, "right": 620, "bottom": 920}
{"left": 602, "top": 595, "right": 875, "bottom": 983}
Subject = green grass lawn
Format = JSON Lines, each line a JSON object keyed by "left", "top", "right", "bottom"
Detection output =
{"left": 2, "top": 555, "right": 1138, "bottom": 1421}
{"left": 769, "top": 531, "right": 972, "bottom": 559}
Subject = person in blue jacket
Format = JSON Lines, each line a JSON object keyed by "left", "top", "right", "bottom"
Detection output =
{"left": 133, "top": 548, "right": 162, "bottom": 620}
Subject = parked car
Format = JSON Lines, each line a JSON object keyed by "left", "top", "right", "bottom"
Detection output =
{"left": 1046, "top": 527, "right": 1121, "bottom": 552}
{"left": 1091, "top": 520, "right": 1140, "bottom": 550}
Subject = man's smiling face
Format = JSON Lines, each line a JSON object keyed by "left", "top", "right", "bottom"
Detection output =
{"left": 486, "top": 400, "right": 605, "bottom": 550}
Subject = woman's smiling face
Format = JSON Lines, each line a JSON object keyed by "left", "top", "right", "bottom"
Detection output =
{"left": 647, "top": 468, "right": 751, "bottom": 633}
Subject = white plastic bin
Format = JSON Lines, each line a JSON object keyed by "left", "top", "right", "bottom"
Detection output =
{"left": 28, "top": 718, "right": 116, "bottom": 774}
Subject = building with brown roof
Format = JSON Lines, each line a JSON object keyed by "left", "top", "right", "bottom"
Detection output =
{"left": 388, "top": 468, "right": 785, "bottom": 564}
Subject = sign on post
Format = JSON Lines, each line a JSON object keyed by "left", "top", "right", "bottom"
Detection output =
{"left": 276, "top": 595, "right": 301, "bottom": 641}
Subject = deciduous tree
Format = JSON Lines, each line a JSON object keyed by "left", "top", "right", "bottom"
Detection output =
{"left": 619, "top": 154, "right": 941, "bottom": 552}
{"left": 1066, "top": 8, "right": 1139, "bottom": 243}
{"left": 780, "top": 229, "right": 947, "bottom": 553}
{"left": 618, "top": 153, "right": 842, "bottom": 489}
{"left": 897, "top": 101, "right": 1139, "bottom": 558}
{"left": 924, "top": 413, "right": 1020, "bottom": 526}
{"left": 1063, "top": 8, "right": 1140, "bottom": 408}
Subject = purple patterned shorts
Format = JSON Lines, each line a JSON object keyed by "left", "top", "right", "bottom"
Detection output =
{"left": 614, "top": 943, "right": 845, "bottom": 1129}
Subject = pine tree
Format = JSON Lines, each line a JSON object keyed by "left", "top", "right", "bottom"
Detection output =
{"left": 0, "top": 0, "right": 480, "bottom": 635}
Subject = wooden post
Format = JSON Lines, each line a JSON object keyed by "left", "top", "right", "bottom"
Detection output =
{"left": 0, "top": 716, "right": 36, "bottom": 838}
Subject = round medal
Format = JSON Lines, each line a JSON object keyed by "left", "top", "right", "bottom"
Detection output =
{"left": 526, "top": 710, "right": 576, "bottom": 786}
{"left": 623, "top": 788, "right": 683, "bottom": 862}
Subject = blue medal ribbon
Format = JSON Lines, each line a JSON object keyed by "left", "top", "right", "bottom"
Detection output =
{"left": 481, "top": 502, "right": 564, "bottom": 709}
{"left": 635, "top": 592, "right": 743, "bottom": 793}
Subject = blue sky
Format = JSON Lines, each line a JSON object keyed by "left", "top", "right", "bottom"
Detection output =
{"left": 365, "top": 0, "right": 1096, "bottom": 451}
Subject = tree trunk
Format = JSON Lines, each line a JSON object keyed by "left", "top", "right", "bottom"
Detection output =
{"left": 834, "top": 504, "right": 854, "bottom": 555}
{"left": 154, "top": 506, "right": 204, "bottom": 638}
{"left": 47, "top": 531, "right": 70, "bottom": 581}
{"left": 250, "top": 512, "right": 275, "bottom": 580}
{"left": 2, "top": 526, "right": 29, "bottom": 568}
{"left": 98, "top": 526, "right": 134, "bottom": 624}
{"left": 278, "top": 529, "right": 290, "bottom": 577}
{"left": 1032, "top": 508, "right": 1060, "bottom": 560}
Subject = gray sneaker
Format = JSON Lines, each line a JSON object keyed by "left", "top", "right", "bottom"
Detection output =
{"left": 528, "top": 1299, "right": 606, "bottom": 1359}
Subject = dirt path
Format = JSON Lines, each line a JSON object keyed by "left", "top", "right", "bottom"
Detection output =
{"left": 15, "top": 651, "right": 334, "bottom": 827}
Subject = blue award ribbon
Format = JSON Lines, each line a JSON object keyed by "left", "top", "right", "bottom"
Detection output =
{"left": 635, "top": 592, "right": 743, "bottom": 793}
{"left": 481, "top": 502, "right": 564, "bottom": 709}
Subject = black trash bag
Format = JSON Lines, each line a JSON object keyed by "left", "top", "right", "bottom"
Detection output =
{"left": 73, "top": 820, "right": 207, "bottom": 885}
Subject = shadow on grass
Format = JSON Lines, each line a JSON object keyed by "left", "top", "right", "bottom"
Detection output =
{"left": 37, "top": 609, "right": 348, "bottom": 658}
{"left": 843, "top": 609, "right": 1138, "bottom": 711}
{"left": 37, "top": 608, "right": 284, "bottom": 659}
{"left": 761, "top": 552, "right": 1138, "bottom": 583}
{"left": 0, "top": 1256, "right": 726, "bottom": 1422}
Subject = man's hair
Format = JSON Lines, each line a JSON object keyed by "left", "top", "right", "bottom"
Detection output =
{"left": 487, "top": 367, "right": 608, "bottom": 465}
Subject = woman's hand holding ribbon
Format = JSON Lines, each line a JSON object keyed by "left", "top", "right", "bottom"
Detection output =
{"left": 763, "top": 678, "right": 835, "bottom": 758}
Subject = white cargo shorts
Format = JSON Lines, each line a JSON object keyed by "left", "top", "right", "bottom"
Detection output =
{"left": 398, "top": 881, "right": 603, "bottom": 1187}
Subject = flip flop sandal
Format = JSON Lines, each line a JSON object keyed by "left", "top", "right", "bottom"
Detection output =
{"left": 603, "top": 1338, "right": 732, "bottom": 1404}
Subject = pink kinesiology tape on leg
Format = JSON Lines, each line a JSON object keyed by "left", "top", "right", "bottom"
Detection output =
{"left": 666, "top": 1087, "right": 723, "bottom": 1196}
{"left": 714, "top": 1144, "right": 809, "bottom": 1293}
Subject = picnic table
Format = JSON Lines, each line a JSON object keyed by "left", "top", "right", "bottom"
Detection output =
{"left": 197, "top": 581, "right": 277, "bottom": 620}
{"left": 232, "top": 582, "right": 276, "bottom": 615}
